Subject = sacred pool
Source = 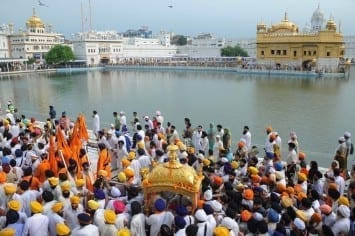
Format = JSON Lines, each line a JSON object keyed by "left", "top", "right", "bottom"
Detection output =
{"left": 1, "top": 67, "right": 354, "bottom": 167}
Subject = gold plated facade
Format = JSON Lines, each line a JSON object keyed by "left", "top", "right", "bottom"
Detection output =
{"left": 256, "top": 13, "right": 345, "bottom": 68}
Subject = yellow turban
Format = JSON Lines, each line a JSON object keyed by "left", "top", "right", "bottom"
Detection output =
{"left": 137, "top": 142, "right": 145, "bottom": 150}
{"left": 117, "top": 228, "right": 131, "bottom": 236}
{"left": 338, "top": 196, "right": 350, "bottom": 207}
{"left": 48, "top": 177, "right": 59, "bottom": 186}
{"left": 70, "top": 196, "right": 80, "bottom": 204}
{"left": 213, "top": 226, "right": 229, "bottom": 236}
{"left": 61, "top": 181, "right": 71, "bottom": 192}
{"left": 4, "top": 184, "right": 17, "bottom": 195}
{"left": 76, "top": 179, "right": 85, "bottom": 187}
{"left": 124, "top": 168, "right": 134, "bottom": 178}
{"left": 98, "top": 170, "right": 108, "bottom": 177}
{"left": 231, "top": 161, "right": 239, "bottom": 169}
{"left": 118, "top": 172, "right": 127, "bottom": 183}
{"left": 0, "top": 228, "right": 15, "bottom": 236}
{"left": 202, "top": 159, "right": 211, "bottom": 167}
{"left": 187, "top": 147, "right": 195, "bottom": 154}
{"left": 8, "top": 200, "right": 21, "bottom": 211}
{"left": 297, "top": 172, "right": 307, "bottom": 182}
{"left": 122, "top": 158, "right": 130, "bottom": 168}
{"left": 248, "top": 166, "right": 259, "bottom": 175}
{"left": 296, "top": 210, "right": 307, "bottom": 222}
{"left": 56, "top": 223, "right": 70, "bottom": 236}
{"left": 7, "top": 200, "right": 21, "bottom": 211}
{"left": 128, "top": 151, "right": 136, "bottom": 160}
{"left": 104, "top": 210, "right": 116, "bottom": 224}
{"left": 30, "top": 201, "right": 43, "bottom": 214}
{"left": 87, "top": 200, "right": 100, "bottom": 210}
{"left": 52, "top": 202, "right": 64, "bottom": 213}
{"left": 281, "top": 196, "right": 293, "bottom": 208}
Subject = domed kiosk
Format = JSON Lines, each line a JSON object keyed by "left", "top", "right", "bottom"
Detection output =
{"left": 142, "top": 145, "right": 204, "bottom": 210}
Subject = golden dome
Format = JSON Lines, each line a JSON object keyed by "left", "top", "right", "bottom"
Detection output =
{"left": 143, "top": 145, "right": 203, "bottom": 194}
{"left": 326, "top": 19, "right": 337, "bottom": 31}
{"left": 270, "top": 12, "right": 299, "bottom": 33}
{"left": 26, "top": 8, "right": 44, "bottom": 28}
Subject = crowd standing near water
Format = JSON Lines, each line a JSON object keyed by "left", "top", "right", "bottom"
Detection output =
{"left": 0, "top": 100, "right": 354, "bottom": 236}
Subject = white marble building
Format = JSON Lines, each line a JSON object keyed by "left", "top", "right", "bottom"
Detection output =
{"left": 72, "top": 31, "right": 124, "bottom": 65}
{"left": 8, "top": 9, "right": 64, "bottom": 61}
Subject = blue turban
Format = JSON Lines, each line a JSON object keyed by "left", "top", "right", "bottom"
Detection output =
{"left": 203, "top": 204, "right": 214, "bottom": 215}
{"left": 154, "top": 199, "right": 166, "bottom": 211}
{"left": 174, "top": 216, "right": 186, "bottom": 229}
{"left": 137, "top": 135, "right": 142, "bottom": 141}
{"left": 266, "top": 152, "right": 274, "bottom": 159}
{"left": 115, "top": 131, "right": 121, "bottom": 137}
{"left": 268, "top": 209, "right": 279, "bottom": 223}
{"left": 274, "top": 162, "right": 283, "bottom": 171}
{"left": 94, "top": 189, "right": 105, "bottom": 200}
{"left": 77, "top": 213, "right": 91, "bottom": 224}
{"left": 176, "top": 205, "right": 188, "bottom": 216}
{"left": 2, "top": 156, "right": 10, "bottom": 165}
{"left": 122, "top": 125, "right": 128, "bottom": 133}
{"left": 15, "top": 149, "right": 23, "bottom": 158}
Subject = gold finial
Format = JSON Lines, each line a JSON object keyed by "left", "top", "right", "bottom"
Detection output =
{"left": 165, "top": 145, "right": 181, "bottom": 168}
{"left": 33, "top": 8, "right": 36, "bottom": 16}
{"left": 284, "top": 11, "right": 288, "bottom": 21}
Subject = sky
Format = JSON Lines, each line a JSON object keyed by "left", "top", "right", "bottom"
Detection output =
{"left": 1, "top": 0, "right": 355, "bottom": 39}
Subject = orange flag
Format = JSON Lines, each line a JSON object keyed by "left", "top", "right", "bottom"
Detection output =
{"left": 78, "top": 114, "right": 89, "bottom": 141}
{"left": 70, "top": 118, "right": 82, "bottom": 172}
{"left": 48, "top": 135, "right": 58, "bottom": 176}
{"left": 56, "top": 127, "right": 73, "bottom": 165}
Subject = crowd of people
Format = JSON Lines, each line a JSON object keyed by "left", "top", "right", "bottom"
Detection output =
{"left": 0, "top": 101, "right": 354, "bottom": 236}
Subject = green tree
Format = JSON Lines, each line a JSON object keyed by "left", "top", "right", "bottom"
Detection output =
{"left": 171, "top": 35, "right": 187, "bottom": 46}
{"left": 45, "top": 45, "right": 74, "bottom": 65}
{"left": 27, "top": 58, "right": 36, "bottom": 64}
{"left": 221, "top": 45, "right": 249, "bottom": 57}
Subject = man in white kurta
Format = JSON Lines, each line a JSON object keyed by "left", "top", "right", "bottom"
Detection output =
{"left": 22, "top": 204, "right": 49, "bottom": 236}
{"left": 92, "top": 111, "right": 100, "bottom": 137}
{"left": 241, "top": 126, "right": 252, "bottom": 150}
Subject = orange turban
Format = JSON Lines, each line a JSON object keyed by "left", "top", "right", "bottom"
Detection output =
{"left": 0, "top": 172, "right": 7, "bottom": 184}
{"left": 266, "top": 126, "right": 273, "bottom": 132}
{"left": 286, "top": 187, "right": 295, "bottom": 195}
{"left": 124, "top": 168, "right": 134, "bottom": 178}
{"left": 276, "top": 183, "right": 287, "bottom": 193}
{"left": 251, "top": 175, "right": 261, "bottom": 183}
{"left": 298, "top": 152, "right": 306, "bottom": 160}
{"left": 243, "top": 189, "right": 254, "bottom": 200}
{"left": 241, "top": 210, "right": 252, "bottom": 222}
{"left": 310, "top": 213, "right": 322, "bottom": 224}
{"left": 237, "top": 141, "right": 245, "bottom": 148}
{"left": 298, "top": 192, "right": 307, "bottom": 201}
{"left": 197, "top": 200, "right": 205, "bottom": 209}
{"left": 213, "top": 176, "right": 223, "bottom": 186}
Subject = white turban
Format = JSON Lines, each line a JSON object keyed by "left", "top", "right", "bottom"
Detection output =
{"left": 338, "top": 205, "right": 350, "bottom": 218}
{"left": 203, "top": 189, "right": 213, "bottom": 201}
{"left": 294, "top": 218, "right": 305, "bottom": 231}
{"left": 195, "top": 209, "right": 207, "bottom": 222}
{"left": 221, "top": 217, "right": 239, "bottom": 233}
{"left": 210, "top": 200, "right": 222, "bottom": 212}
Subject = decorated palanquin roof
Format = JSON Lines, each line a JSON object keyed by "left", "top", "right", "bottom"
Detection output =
{"left": 143, "top": 145, "right": 203, "bottom": 196}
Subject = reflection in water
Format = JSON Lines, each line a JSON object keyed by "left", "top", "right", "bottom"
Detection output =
{"left": 1, "top": 67, "right": 355, "bottom": 166}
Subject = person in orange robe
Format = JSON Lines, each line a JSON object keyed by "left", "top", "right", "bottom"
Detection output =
{"left": 22, "top": 167, "right": 41, "bottom": 191}
{"left": 78, "top": 148, "right": 89, "bottom": 169}
{"left": 79, "top": 162, "right": 95, "bottom": 193}
{"left": 97, "top": 143, "right": 111, "bottom": 179}
{"left": 34, "top": 153, "right": 51, "bottom": 183}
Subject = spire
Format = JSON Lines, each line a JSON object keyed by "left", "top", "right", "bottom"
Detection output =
{"left": 284, "top": 11, "right": 288, "bottom": 21}
{"left": 32, "top": 8, "right": 36, "bottom": 16}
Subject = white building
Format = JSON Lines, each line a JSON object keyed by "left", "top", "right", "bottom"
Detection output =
{"left": 177, "top": 33, "right": 256, "bottom": 58}
{"left": 122, "top": 31, "right": 176, "bottom": 58}
{"left": 0, "top": 24, "right": 12, "bottom": 58}
{"left": 9, "top": 9, "right": 64, "bottom": 61}
{"left": 72, "top": 31, "right": 123, "bottom": 65}
{"left": 177, "top": 33, "right": 225, "bottom": 58}
{"left": 344, "top": 36, "right": 355, "bottom": 62}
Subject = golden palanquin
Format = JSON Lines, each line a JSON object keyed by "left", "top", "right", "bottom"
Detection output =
{"left": 142, "top": 145, "right": 203, "bottom": 210}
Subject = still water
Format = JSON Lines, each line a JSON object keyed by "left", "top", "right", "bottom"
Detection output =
{"left": 1, "top": 67, "right": 354, "bottom": 166}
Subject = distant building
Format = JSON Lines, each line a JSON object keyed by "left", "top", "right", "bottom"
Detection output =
{"left": 0, "top": 24, "right": 11, "bottom": 58}
{"left": 344, "top": 36, "right": 355, "bottom": 62}
{"left": 122, "top": 26, "right": 152, "bottom": 38}
{"left": 8, "top": 9, "right": 64, "bottom": 61}
{"left": 72, "top": 31, "right": 123, "bottom": 65}
{"left": 256, "top": 7, "right": 345, "bottom": 71}
{"left": 121, "top": 31, "right": 176, "bottom": 58}
{"left": 177, "top": 33, "right": 256, "bottom": 58}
